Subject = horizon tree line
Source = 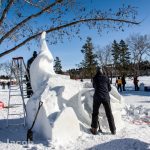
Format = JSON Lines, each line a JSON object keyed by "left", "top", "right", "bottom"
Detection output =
{"left": 69, "top": 33, "right": 150, "bottom": 79}
{"left": 1, "top": 33, "right": 150, "bottom": 79}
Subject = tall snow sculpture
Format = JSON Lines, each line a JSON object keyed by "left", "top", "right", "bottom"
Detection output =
{"left": 26, "top": 32, "right": 81, "bottom": 144}
{"left": 30, "top": 31, "right": 55, "bottom": 92}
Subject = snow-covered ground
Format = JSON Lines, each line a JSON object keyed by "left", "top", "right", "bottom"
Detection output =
{"left": 0, "top": 76, "right": 150, "bottom": 150}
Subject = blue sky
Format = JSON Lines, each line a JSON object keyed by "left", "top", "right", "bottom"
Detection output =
{"left": 1, "top": 0, "right": 150, "bottom": 71}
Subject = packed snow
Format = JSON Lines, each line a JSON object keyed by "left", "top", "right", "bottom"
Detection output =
{"left": 0, "top": 32, "right": 150, "bottom": 149}
{"left": 0, "top": 78, "right": 150, "bottom": 150}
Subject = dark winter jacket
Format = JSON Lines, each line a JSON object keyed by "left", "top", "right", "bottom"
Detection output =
{"left": 27, "top": 55, "right": 37, "bottom": 75}
{"left": 121, "top": 76, "right": 126, "bottom": 85}
{"left": 93, "top": 73, "right": 111, "bottom": 101}
{"left": 133, "top": 77, "right": 139, "bottom": 85}
{"left": 27, "top": 56, "right": 36, "bottom": 70}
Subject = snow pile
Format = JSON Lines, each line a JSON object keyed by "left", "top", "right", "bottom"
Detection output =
{"left": 139, "top": 83, "right": 145, "bottom": 91}
{"left": 109, "top": 86, "right": 125, "bottom": 130}
{"left": 26, "top": 32, "right": 125, "bottom": 145}
{"left": 123, "top": 104, "right": 150, "bottom": 125}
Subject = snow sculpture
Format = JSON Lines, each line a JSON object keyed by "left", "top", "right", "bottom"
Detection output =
{"left": 26, "top": 32, "right": 124, "bottom": 144}
{"left": 30, "top": 31, "right": 55, "bottom": 92}
{"left": 139, "top": 83, "right": 144, "bottom": 91}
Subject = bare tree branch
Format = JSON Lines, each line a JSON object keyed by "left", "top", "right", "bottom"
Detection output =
{"left": 0, "top": 0, "right": 62, "bottom": 44}
{"left": 0, "top": 0, "right": 15, "bottom": 26}
{"left": 0, "top": 17, "right": 140, "bottom": 58}
{"left": 24, "top": 0, "right": 51, "bottom": 13}
{"left": 127, "top": 34, "right": 150, "bottom": 75}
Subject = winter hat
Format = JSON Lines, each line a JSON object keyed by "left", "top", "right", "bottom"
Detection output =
{"left": 33, "top": 51, "right": 37, "bottom": 57}
{"left": 96, "top": 66, "right": 103, "bottom": 74}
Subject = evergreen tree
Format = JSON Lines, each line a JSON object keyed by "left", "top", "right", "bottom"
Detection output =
{"left": 111, "top": 40, "right": 120, "bottom": 70}
{"left": 119, "top": 40, "right": 130, "bottom": 74}
{"left": 54, "top": 57, "right": 62, "bottom": 74}
{"left": 111, "top": 40, "right": 130, "bottom": 75}
{"left": 80, "top": 37, "right": 97, "bottom": 78}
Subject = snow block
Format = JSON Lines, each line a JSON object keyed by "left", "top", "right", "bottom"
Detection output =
{"left": 26, "top": 99, "right": 52, "bottom": 139}
{"left": 52, "top": 107, "right": 80, "bottom": 144}
{"left": 140, "top": 83, "right": 144, "bottom": 91}
{"left": 110, "top": 85, "right": 122, "bottom": 102}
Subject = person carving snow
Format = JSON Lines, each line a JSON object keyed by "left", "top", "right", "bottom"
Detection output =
{"left": 26, "top": 51, "right": 38, "bottom": 98}
{"left": 27, "top": 51, "right": 38, "bottom": 74}
{"left": 91, "top": 67, "right": 116, "bottom": 135}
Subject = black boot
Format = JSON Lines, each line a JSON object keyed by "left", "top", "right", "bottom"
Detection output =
{"left": 90, "top": 128, "right": 97, "bottom": 135}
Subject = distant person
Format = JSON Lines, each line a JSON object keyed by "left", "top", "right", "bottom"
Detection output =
{"left": 2, "top": 82, "right": 5, "bottom": 89}
{"left": 7, "top": 81, "right": 10, "bottom": 89}
{"left": 134, "top": 75, "right": 139, "bottom": 91}
{"left": 116, "top": 77, "right": 122, "bottom": 92}
{"left": 26, "top": 51, "right": 38, "bottom": 98}
{"left": 90, "top": 67, "right": 116, "bottom": 135}
{"left": 121, "top": 75, "right": 126, "bottom": 91}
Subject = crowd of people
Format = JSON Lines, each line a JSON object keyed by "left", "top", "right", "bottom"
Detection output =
{"left": 116, "top": 75, "right": 139, "bottom": 92}
{"left": 0, "top": 81, "right": 10, "bottom": 89}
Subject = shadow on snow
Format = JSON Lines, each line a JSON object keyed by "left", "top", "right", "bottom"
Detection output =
{"left": 0, "top": 118, "right": 51, "bottom": 149}
{"left": 120, "top": 90, "right": 150, "bottom": 97}
{"left": 87, "top": 138, "right": 150, "bottom": 150}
